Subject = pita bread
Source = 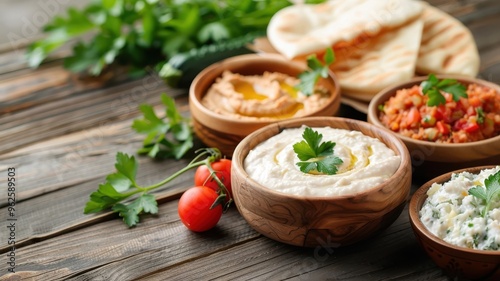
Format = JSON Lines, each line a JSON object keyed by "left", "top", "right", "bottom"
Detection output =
{"left": 267, "top": 0, "right": 423, "bottom": 59}
{"left": 331, "top": 19, "right": 423, "bottom": 101}
{"left": 416, "top": 2, "right": 480, "bottom": 77}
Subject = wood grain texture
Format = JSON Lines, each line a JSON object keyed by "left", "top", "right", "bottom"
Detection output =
{"left": 1, "top": 204, "right": 259, "bottom": 281}
{"left": 0, "top": 0, "right": 499, "bottom": 280}
{"left": 136, "top": 203, "right": 448, "bottom": 281}
{"left": 231, "top": 117, "right": 412, "bottom": 247}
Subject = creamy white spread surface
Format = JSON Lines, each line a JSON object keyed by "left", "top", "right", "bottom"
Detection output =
{"left": 243, "top": 126, "right": 401, "bottom": 197}
{"left": 420, "top": 166, "right": 500, "bottom": 250}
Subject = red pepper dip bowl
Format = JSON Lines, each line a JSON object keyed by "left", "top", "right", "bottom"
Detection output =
{"left": 367, "top": 75, "right": 500, "bottom": 178}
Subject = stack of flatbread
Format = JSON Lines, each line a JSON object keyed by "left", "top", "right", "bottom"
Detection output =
{"left": 266, "top": 0, "right": 480, "bottom": 102}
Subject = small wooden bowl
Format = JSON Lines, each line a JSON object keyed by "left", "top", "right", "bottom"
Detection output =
{"left": 231, "top": 117, "right": 412, "bottom": 247}
{"left": 189, "top": 54, "right": 341, "bottom": 157}
{"left": 367, "top": 75, "right": 500, "bottom": 164}
{"left": 409, "top": 166, "right": 500, "bottom": 280}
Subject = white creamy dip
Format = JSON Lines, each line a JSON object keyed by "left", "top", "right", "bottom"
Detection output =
{"left": 420, "top": 166, "right": 500, "bottom": 251}
{"left": 243, "top": 126, "right": 401, "bottom": 197}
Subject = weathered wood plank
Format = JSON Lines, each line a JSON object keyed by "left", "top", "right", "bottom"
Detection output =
{"left": 0, "top": 71, "right": 185, "bottom": 154}
{"left": 0, "top": 121, "right": 142, "bottom": 206}
{"left": 126, "top": 204, "right": 449, "bottom": 281}
{"left": 0, "top": 148, "right": 201, "bottom": 251}
{"left": 1, "top": 204, "right": 259, "bottom": 281}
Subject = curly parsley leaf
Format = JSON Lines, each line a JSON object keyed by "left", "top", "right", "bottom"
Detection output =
{"left": 293, "top": 127, "right": 343, "bottom": 175}
{"left": 468, "top": 170, "right": 500, "bottom": 217}
{"left": 132, "top": 93, "right": 193, "bottom": 159}
{"left": 420, "top": 74, "right": 467, "bottom": 106}
{"left": 296, "top": 48, "right": 335, "bottom": 96}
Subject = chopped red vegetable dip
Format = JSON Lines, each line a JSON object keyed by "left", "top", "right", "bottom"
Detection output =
{"left": 378, "top": 84, "right": 500, "bottom": 143}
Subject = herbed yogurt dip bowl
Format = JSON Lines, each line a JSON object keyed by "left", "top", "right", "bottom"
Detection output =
{"left": 409, "top": 165, "right": 500, "bottom": 280}
{"left": 231, "top": 117, "right": 412, "bottom": 247}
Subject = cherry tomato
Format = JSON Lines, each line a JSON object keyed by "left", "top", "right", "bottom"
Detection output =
{"left": 178, "top": 186, "right": 222, "bottom": 232}
{"left": 194, "top": 159, "right": 232, "bottom": 197}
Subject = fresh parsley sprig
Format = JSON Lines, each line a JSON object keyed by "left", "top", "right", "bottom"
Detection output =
{"left": 132, "top": 93, "right": 193, "bottom": 160}
{"left": 420, "top": 74, "right": 467, "bottom": 106}
{"left": 468, "top": 170, "right": 500, "bottom": 217}
{"left": 84, "top": 148, "right": 229, "bottom": 227}
{"left": 293, "top": 127, "right": 343, "bottom": 175}
{"left": 296, "top": 48, "right": 336, "bottom": 96}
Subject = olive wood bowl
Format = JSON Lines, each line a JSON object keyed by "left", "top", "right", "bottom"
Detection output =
{"left": 231, "top": 116, "right": 412, "bottom": 247}
{"left": 189, "top": 54, "right": 341, "bottom": 158}
{"left": 367, "top": 75, "right": 500, "bottom": 164}
{"left": 409, "top": 165, "right": 500, "bottom": 280}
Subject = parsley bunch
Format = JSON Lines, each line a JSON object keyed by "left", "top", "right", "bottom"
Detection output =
{"left": 293, "top": 127, "right": 343, "bottom": 175}
{"left": 84, "top": 148, "right": 225, "bottom": 227}
{"left": 296, "top": 48, "right": 336, "bottom": 96}
{"left": 468, "top": 170, "right": 500, "bottom": 217}
{"left": 420, "top": 74, "right": 467, "bottom": 106}
{"left": 27, "top": 0, "right": 325, "bottom": 76}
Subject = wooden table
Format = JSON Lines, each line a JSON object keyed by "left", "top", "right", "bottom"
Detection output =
{"left": 1, "top": 1, "right": 499, "bottom": 280}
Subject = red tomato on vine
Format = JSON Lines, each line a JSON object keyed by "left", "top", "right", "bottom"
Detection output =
{"left": 194, "top": 159, "right": 232, "bottom": 197}
{"left": 178, "top": 186, "right": 223, "bottom": 232}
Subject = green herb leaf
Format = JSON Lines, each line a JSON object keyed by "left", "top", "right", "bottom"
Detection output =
{"left": 115, "top": 152, "right": 138, "bottom": 185}
{"left": 477, "top": 107, "right": 485, "bottom": 124}
{"left": 112, "top": 194, "right": 158, "bottom": 227}
{"left": 27, "top": 0, "right": 297, "bottom": 76}
{"left": 468, "top": 170, "right": 500, "bottom": 217}
{"left": 132, "top": 93, "right": 193, "bottom": 159}
{"left": 84, "top": 182, "right": 129, "bottom": 214}
{"left": 421, "top": 74, "right": 468, "bottom": 106}
{"left": 83, "top": 148, "right": 225, "bottom": 227}
{"left": 295, "top": 48, "right": 336, "bottom": 96}
{"left": 293, "top": 127, "right": 343, "bottom": 175}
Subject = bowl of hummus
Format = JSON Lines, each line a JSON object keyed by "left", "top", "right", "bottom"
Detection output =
{"left": 409, "top": 165, "right": 500, "bottom": 280}
{"left": 231, "top": 116, "right": 412, "bottom": 247}
{"left": 189, "top": 54, "right": 341, "bottom": 157}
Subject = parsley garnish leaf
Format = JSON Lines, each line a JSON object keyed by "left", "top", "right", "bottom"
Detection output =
{"left": 442, "top": 83, "right": 468, "bottom": 101}
{"left": 132, "top": 93, "right": 193, "bottom": 159}
{"left": 420, "top": 74, "right": 467, "bottom": 106}
{"left": 115, "top": 152, "right": 138, "bottom": 185}
{"left": 84, "top": 148, "right": 228, "bottom": 227}
{"left": 293, "top": 127, "right": 343, "bottom": 175}
{"left": 468, "top": 170, "right": 500, "bottom": 217}
{"left": 84, "top": 182, "right": 129, "bottom": 214}
{"left": 316, "top": 155, "right": 344, "bottom": 175}
{"left": 296, "top": 48, "right": 336, "bottom": 96}
{"left": 112, "top": 194, "right": 159, "bottom": 227}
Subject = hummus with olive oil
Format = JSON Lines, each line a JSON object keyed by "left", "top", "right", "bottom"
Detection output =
{"left": 201, "top": 71, "right": 330, "bottom": 120}
{"left": 244, "top": 126, "right": 401, "bottom": 196}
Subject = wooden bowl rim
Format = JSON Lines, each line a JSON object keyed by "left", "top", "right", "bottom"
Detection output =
{"left": 189, "top": 53, "right": 341, "bottom": 128}
{"left": 367, "top": 75, "right": 500, "bottom": 150}
{"left": 409, "top": 165, "right": 500, "bottom": 258}
{"left": 232, "top": 116, "right": 411, "bottom": 201}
